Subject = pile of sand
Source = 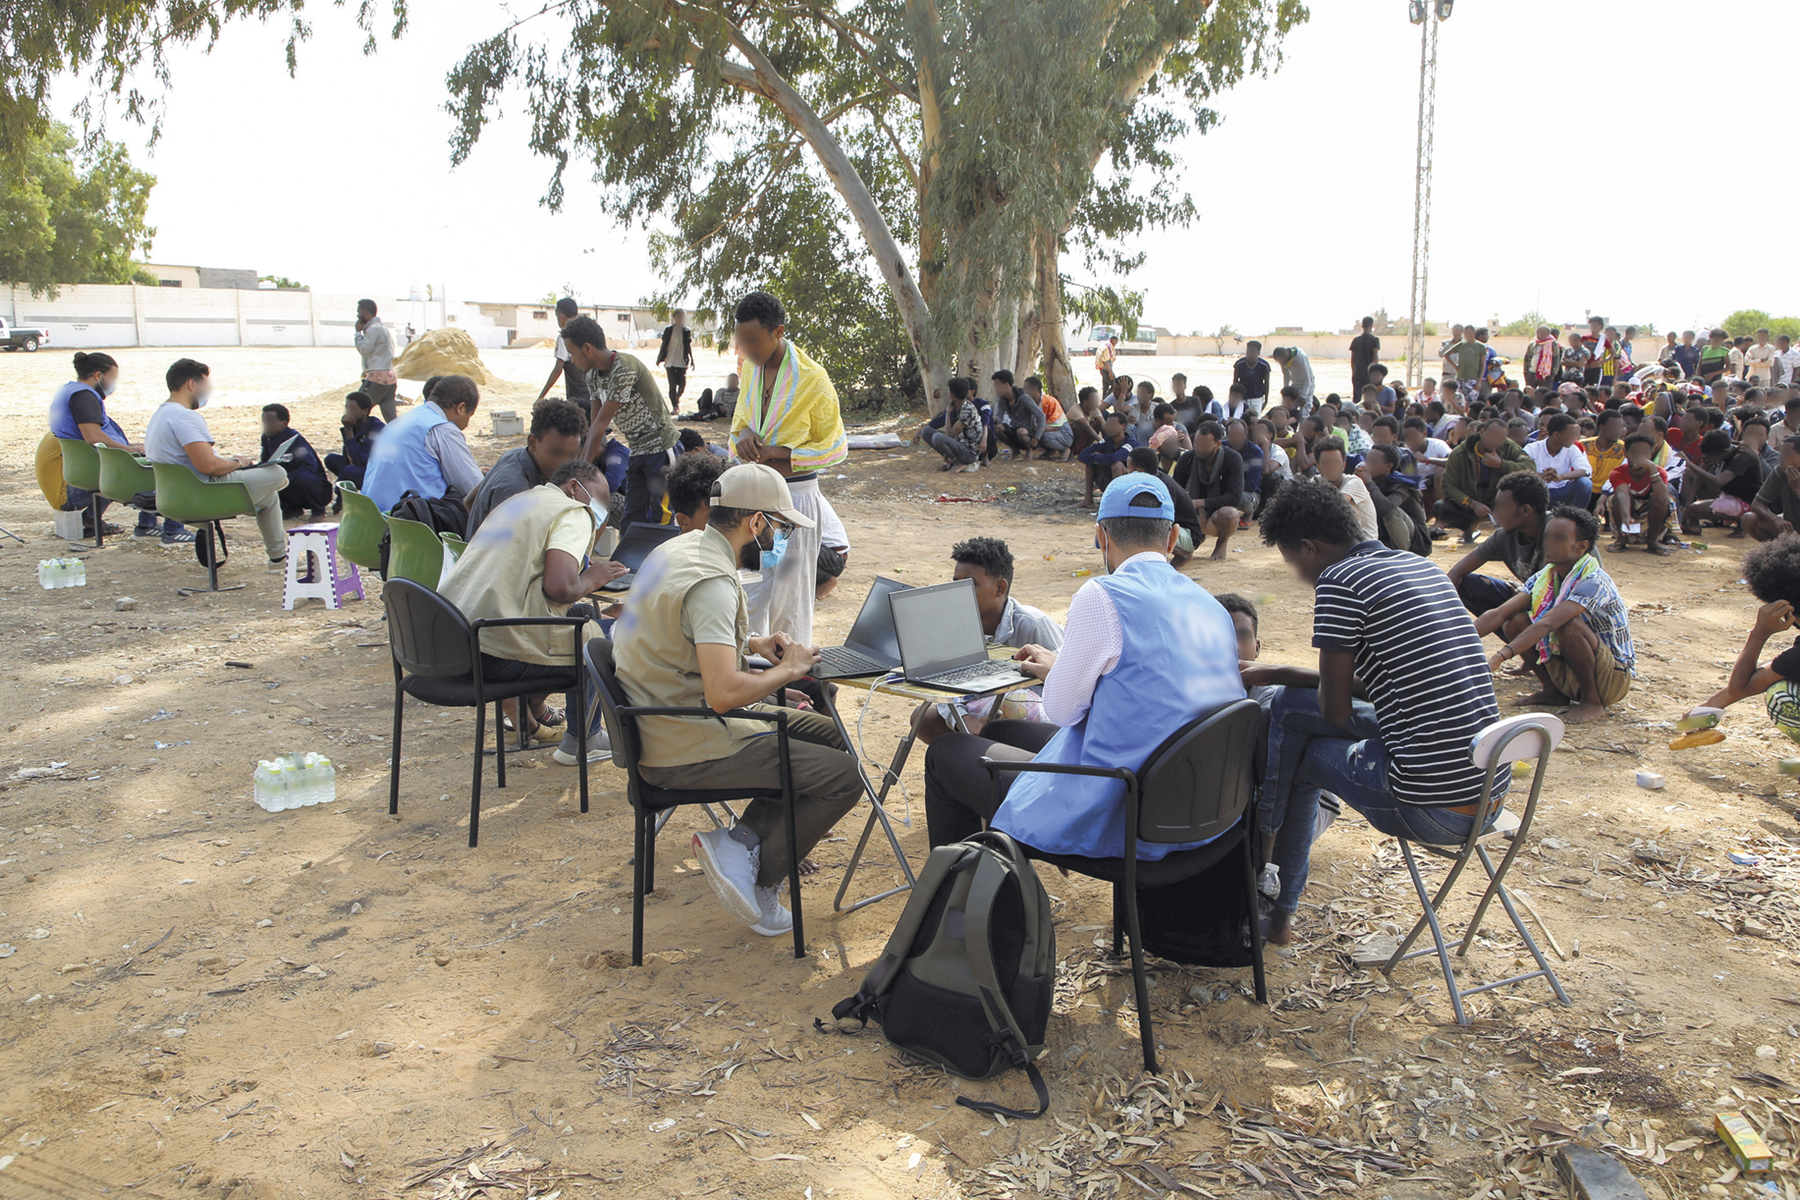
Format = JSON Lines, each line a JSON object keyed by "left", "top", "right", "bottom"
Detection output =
{"left": 394, "top": 326, "right": 495, "bottom": 385}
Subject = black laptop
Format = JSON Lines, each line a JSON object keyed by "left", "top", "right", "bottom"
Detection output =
{"left": 809, "top": 576, "right": 911, "bottom": 680}
{"left": 595, "top": 522, "right": 682, "bottom": 592}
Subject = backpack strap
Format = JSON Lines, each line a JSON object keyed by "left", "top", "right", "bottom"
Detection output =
{"left": 816, "top": 842, "right": 974, "bottom": 1032}
{"left": 957, "top": 849, "right": 1049, "bottom": 1119}
{"left": 973, "top": 832, "right": 1055, "bottom": 986}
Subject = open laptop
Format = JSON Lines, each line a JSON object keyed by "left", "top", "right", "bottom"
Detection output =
{"left": 889, "top": 578, "right": 1037, "bottom": 694}
{"left": 595, "top": 522, "right": 682, "bottom": 592}
{"left": 809, "top": 576, "right": 911, "bottom": 680}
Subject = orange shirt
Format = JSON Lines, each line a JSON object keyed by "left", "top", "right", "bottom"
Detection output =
{"left": 1040, "top": 395, "right": 1067, "bottom": 427}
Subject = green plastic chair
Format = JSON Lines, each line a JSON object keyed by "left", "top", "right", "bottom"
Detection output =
{"left": 335, "top": 482, "right": 386, "bottom": 574}
{"left": 385, "top": 515, "right": 445, "bottom": 590}
{"left": 56, "top": 438, "right": 104, "bottom": 547}
{"left": 95, "top": 444, "right": 157, "bottom": 507}
{"left": 439, "top": 532, "right": 466, "bottom": 562}
{"left": 150, "top": 461, "right": 256, "bottom": 594}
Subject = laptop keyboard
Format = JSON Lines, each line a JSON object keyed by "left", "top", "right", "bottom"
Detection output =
{"left": 923, "top": 661, "right": 1030, "bottom": 688}
{"left": 817, "top": 646, "right": 890, "bottom": 674}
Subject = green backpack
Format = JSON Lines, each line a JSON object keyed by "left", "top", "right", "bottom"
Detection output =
{"left": 820, "top": 831, "right": 1055, "bottom": 1117}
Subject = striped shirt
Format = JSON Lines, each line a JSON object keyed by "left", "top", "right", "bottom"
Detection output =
{"left": 1312, "top": 543, "right": 1505, "bottom": 809}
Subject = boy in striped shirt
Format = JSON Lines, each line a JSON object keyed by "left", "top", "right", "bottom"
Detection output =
{"left": 1244, "top": 480, "right": 1505, "bottom": 944}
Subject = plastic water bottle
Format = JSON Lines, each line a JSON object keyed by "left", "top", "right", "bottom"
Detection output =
{"left": 38, "top": 558, "right": 85, "bottom": 588}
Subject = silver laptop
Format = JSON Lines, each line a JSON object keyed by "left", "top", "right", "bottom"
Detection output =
{"left": 595, "top": 522, "right": 682, "bottom": 592}
{"left": 889, "top": 578, "right": 1037, "bottom": 694}
{"left": 811, "top": 576, "right": 911, "bottom": 680}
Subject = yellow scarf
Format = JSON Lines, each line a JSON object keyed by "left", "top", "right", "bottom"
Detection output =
{"left": 732, "top": 342, "right": 848, "bottom": 474}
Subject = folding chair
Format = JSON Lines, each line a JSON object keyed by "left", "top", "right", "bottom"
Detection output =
{"left": 1380, "top": 713, "right": 1572, "bottom": 1025}
{"left": 586, "top": 640, "right": 806, "bottom": 964}
{"left": 982, "top": 698, "right": 1269, "bottom": 1073}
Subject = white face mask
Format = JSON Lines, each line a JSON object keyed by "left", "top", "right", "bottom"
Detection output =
{"left": 98, "top": 377, "right": 118, "bottom": 397}
{"left": 577, "top": 482, "right": 607, "bottom": 529}
{"left": 193, "top": 386, "right": 211, "bottom": 409}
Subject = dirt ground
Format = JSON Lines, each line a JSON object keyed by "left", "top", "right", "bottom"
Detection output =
{"left": 1, "top": 346, "right": 1797, "bottom": 1200}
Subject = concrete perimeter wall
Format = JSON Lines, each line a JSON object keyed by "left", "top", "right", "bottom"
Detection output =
{"left": 1156, "top": 333, "right": 1559, "bottom": 362}
{"left": 2, "top": 286, "right": 512, "bottom": 351}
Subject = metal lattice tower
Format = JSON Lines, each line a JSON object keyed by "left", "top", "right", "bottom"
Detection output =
{"left": 1403, "top": 7, "right": 1440, "bottom": 390}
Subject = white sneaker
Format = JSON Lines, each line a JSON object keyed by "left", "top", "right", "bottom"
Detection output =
{"left": 1314, "top": 792, "right": 1342, "bottom": 839}
{"left": 552, "top": 726, "right": 612, "bottom": 765}
{"left": 693, "top": 829, "right": 761, "bottom": 924}
{"left": 749, "top": 884, "right": 793, "bottom": 937}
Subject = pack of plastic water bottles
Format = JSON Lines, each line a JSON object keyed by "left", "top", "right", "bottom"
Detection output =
{"left": 38, "top": 558, "right": 87, "bottom": 589}
{"left": 253, "top": 752, "right": 337, "bottom": 812}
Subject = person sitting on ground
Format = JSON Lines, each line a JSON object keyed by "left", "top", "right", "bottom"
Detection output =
{"left": 677, "top": 427, "right": 729, "bottom": 459}
{"left": 814, "top": 491, "right": 851, "bottom": 601}
{"left": 1745, "top": 436, "right": 1800, "bottom": 543}
{"left": 914, "top": 536, "right": 1066, "bottom": 745}
{"left": 1148, "top": 403, "right": 1192, "bottom": 464}
{"left": 1172, "top": 420, "right": 1244, "bottom": 561}
{"left": 921, "top": 474, "right": 1244, "bottom": 856}
{"left": 1434, "top": 418, "right": 1533, "bottom": 544}
{"left": 1079, "top": 409, "right": 1134, "bottom": 507}
{"left": 1607, "top": 433, "right": 1673, "bottom": 554}
{"left": 1128, "top": 447, "right": 1202, "bottom": 567}
{"left": 1680, "top": 428, "right": 1763, "bottom": 536}
{"left": 685, "top": 374, "right": 738, "bottom": 422}
{"left": 1742, "top": 415, "right": 1779, "bottom": 474}
{"left": 439, "top": 459, "right": 624, "bottom": 760}
{"left": 1226, "top": 419, "right": 1264, "bottom": 518}
{"left": 1445, "top": 470, "right": 1551, "bottom": 616}
{"left": 1023, "top": 376, "right": 1074, "bottom": 460}
{"left": 666, "top": 449, "right": 727, "bottom": 533}
{"left": 563, "top": 315, "right": 680, "bottom": 531}
{"left": 1245, "top": 479, "right": 1506, "bottom": 944}
{"left": 1583, "top": 409, "right": 1628, "bottom": 508}
{"left": 1475, "top": 506, "right": 1634, "bottom": 724}
{"left": 258, "top": 403, "right": 332, "bottom": 518}
{"left": 992, "top": 368, "right": 1045, "bottom": 461}
{"left": 1685, "top": 534, "right": 1800, "bottom": 745}
{"left": 49, "top": 350, "right": 192, "bottom": 543}
{"left": 1525, "top": 412, "right": 1595, "bottom": 513}
{"left": 1313, "top": 437, "right": 1380, "bottom": 543}
{"left": 144, "top": 358, "right": 291, "bottom": 569}
{"left": 1401, "top": 415, "right": 1452, "bottom": 516}
{"left": 360, "top": 373, "right": 484, "bottom": 514}
{"left": 1128, "top": 379, "right": 1161, "bottom": 446}
{"left": 324, "top": 390, "right": 384, "bottom": 501}
{"left": 612, "top": 464, "right": 864, "bottom": 938}
{"left": 925, "top": 376, "right": 987, "bottom": 474}
{"left": 1359, "top": 443, "right": 1431, "bottom": 555}
{"left": 464, "top": 399, "right": 591, "bottom": 536}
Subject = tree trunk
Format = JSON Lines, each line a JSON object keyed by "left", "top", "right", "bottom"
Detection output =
{"left": 1038, "top": 236, "right": 1075, "bottom": 405}
{"left": 719, "top": 20, "right": 951, "bottom": 412}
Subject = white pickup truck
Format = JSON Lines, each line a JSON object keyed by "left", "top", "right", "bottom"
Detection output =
{"left": 0, "top": 317, "right": 49, "bottom": 352}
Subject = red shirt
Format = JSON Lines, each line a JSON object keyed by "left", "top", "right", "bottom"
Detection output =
{"left": 1608, "top": 463, "right": 1667, "bottom": 497}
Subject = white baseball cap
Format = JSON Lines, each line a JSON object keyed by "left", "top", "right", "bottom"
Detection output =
{"left": 712, "top": 463, "right": 816, "bottom": 528}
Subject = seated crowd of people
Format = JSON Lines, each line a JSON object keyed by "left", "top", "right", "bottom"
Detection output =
{"left": 45, "top": 305, "right": 1800, "bottom": 954}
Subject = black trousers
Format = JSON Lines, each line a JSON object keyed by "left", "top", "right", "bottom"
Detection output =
{"left": 1457, "top": 572, "right": 1518, "bottom": 617}
{"left": 923, "top": 720, "right": 1059, "bottom": 849}
{"left": 665, "top": 367, "right": 687, "bottom": 408}
{"left": 621, "top": 449, "right": 676, "bottom": 533}
{"left": 1433, "top": 499, "right": 1479, "bottom": 531}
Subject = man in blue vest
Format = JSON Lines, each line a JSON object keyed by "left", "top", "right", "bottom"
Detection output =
{"left": 921, "top": 474, "right": 1246, "bottom": 858}
{"left": 361, "top": 373, "right": 485, "bottom": 513}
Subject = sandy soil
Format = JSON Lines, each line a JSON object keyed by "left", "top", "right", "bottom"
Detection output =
{"left": 1, "top": 346, "right": 1797, "bottom": 1200}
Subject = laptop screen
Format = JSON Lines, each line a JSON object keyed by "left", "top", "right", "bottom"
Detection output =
{"left": 889, "top": 578, "right": 988, "bottom": 677}
{"left": 843, "top": 576, "right": 910, "bottom": 662}
{"left": 609, "top": 523, "right": 681, "bottom": 571}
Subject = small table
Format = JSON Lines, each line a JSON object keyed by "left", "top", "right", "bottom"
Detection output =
{"left": 818, "top": 649, "right": 1032, "bottom": 915}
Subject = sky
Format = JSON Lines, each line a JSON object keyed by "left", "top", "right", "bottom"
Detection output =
{"left": 52, "top": 0, "right": 1800, "bottom": 338}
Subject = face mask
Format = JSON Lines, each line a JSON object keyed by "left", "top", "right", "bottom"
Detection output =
{"left": 99, "top": 379, "right": 117, "bottom": 397}
{"left": 576, "top": 482, "right": 607, "bottom": 530}
{"left": 757, "top": 516, "right": 791, "bottom": 571}
{"left": 193, "top": 387, "right": 211, "bottom": 409}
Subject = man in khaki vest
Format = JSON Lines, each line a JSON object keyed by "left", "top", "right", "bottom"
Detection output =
{"left": 439, "top": 459, "right": 624, "bottom": 761}
{"left": 613, "top": 463, "right": 862, "bottom": 938}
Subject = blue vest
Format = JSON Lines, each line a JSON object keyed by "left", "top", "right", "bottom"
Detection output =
{"left": 363, "top": 403, "right": 450, "bottom": 512}
{"left": 48, "top": 381, "right": 127, "bottom": 445}
{"left": 992, "top": 557, "right": 1246, "bottom": 861}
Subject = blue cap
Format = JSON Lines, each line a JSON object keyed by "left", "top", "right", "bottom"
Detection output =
{"left": 1097, "top": 473, "right": 1175, "bottom": 520}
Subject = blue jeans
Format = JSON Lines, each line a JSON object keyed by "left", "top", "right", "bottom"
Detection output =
{"left": 1546, "top": 476, "right": 1593, "bottom": 510}
{"left": 1259, "top": 685, "right": 1483, "bottom": 914}
{"left": 64, "top": 485, "right": 186, "bottom": 535}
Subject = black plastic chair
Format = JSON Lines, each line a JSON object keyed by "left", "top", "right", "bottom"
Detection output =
{"left": 981, "top": 698, "right": 1268, "bottom": 1074}
{"left": 383, "top": 578, "right": 589, "bottom": 847}
{"left": 586, "top": 640, "right": 805, "bottom": 964}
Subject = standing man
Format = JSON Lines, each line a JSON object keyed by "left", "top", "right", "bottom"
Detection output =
{"left": 1447, "top": 325, "right": 1488, "bottom": 407}
{"left": 1233, "top": 340, "right": 1273, "bottom": 416}
{"left": 535, "top": 298, "right": 592, "bottom": 410}
{"left": 1349, "top": 316, "right": 1381, "bottom": 402}
{"left": 1523, "top": 324, "right": 1562, "bottom": 391}
{"left": 1096, "top": 335, "right": 1119, "bottom": 395}
{"left": 354, "top": 299, "right": 397, "bottom": 421}
{"left": 1746, "top": 328, "right": 1778, "bottom": 387}
{"left": 1270, "top": 345, "right": 1315, "bottom": 413}
{"left": 1778, "top": 335, "right": 1800, "bottom": 389}
{"left": 657, "top": 308, "right": 695, "bottom": 414}
{"left": 1697, "top": 329, "right": 1734, "bottom": 385}
{"left": 564, "top": 316, "right": 679, "bottom": 532}
{"left": 729, "top": 290, "right": 848, "bottom": 647}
